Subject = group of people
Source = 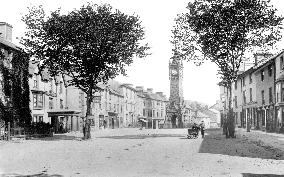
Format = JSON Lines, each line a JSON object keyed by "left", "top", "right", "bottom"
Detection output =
{"left": 191, "top": 121, "right": 205, "bottom": 138}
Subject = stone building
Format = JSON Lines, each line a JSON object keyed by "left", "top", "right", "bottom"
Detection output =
{"left": 29, "top": 63, "right": 82, "bottom": 133}
{"left": 0, "top": 22, "right": 31, "bottom": 128}
{"left": 92, "top": 80, "right": 124, "bottom": 129}
{"left": 238, "top": 67, "right": 257, "bottom": 130}
{"left": 274, "top": 50, "right": 284, "bottom": 133}
{"left": 231, "top": 73, "right": 243, "bottom": 127}
{"left": 167, "top": 55, "right": 184, "bottom": 128}
{"left": 221, "top": 51, "right": 284, "bottom": 133}
{"left": 255, "top": 58, "right": 275, "bottom": 132}
{"left": 120, "top": 83, "right": 137, "bottom": 127}
{"left": 143, "top": 89, "right": 167, "bottom": 129}
{"left": 135, "top": 86, "right": 147, "bottom": 126}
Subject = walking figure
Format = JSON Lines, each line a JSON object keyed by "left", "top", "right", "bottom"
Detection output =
{"left": 200, "top": 121, "right": 205, "bottom": 138}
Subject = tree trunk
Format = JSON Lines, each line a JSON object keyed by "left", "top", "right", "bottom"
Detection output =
{"left": 84, "top": 86, "right": 93, "bottom": 140}
{"left": 247, "top": 109, "right": 251, "bottom": 132}
{"left": 178, "top": 115, "right": 183, "bottom": 128}
{"left": 227, "top": 85, "right": 236, "bottom": 138}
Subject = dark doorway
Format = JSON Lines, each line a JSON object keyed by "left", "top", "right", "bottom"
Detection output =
{"left": 51, "top": 116, "right": 58, "bottom": 133}
{"left": 171, "top": 114, "right": 177, "bottom": 128}
{"left": 112, "top": 118, "right": 114, "bottom": 129}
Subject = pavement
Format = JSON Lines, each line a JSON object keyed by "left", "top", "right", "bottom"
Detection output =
{"left": 237, "top": 128, "right": 284, "bottom": 152}
{"left": 0, "top": 128, "right": 284, "bottom": 177}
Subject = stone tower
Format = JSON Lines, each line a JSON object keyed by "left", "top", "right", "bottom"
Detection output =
{"left": 167, "top": 54, "right": 184, "bottom": 128}
{"left": 169, "top": 56, "right": 183, "bottom": 107}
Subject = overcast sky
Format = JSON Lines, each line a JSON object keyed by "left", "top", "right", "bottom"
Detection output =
{"left": 1, "top": 0, "right": 284, "bottom": 106}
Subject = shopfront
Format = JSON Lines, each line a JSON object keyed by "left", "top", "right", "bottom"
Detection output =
{"left": 48, "top": 110, "right": 81, "bottom": 133}
{"left": 108, "top": 112, "right": 119, "bottom": 129}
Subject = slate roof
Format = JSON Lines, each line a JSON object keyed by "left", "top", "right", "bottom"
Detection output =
{"left": 144, "top": 92, "right": 167, "bottom": 102}
{"left": 209, "top": 101, "right": 222, "bottom": 111}
{"left": 0, "top": 38, "right": 19, "bottom": 51}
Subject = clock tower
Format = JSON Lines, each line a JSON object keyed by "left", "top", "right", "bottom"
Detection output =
{"left": 167, "top": 54, "right": 184, "bottom": 128}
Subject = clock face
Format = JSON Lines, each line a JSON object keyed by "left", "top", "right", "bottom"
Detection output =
{"left": 171, "top": 69, "right": 178, "bottom": 75}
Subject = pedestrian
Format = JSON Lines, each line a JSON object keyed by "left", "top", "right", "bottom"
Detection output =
{"left": 191, "top": 123, "right": 199, "bottom": 138}
{"left": 103, "top": 120, "right": 107, "bottom": 129}
{"left": 200, "top": 121, "right": 205, "bottom": 138}
{"left": 59, "top": 121, "right": 64, "bottom": 133}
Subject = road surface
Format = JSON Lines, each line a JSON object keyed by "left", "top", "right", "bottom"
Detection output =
{"left": 0, "top": 128, "right": 284, "bottom": 177}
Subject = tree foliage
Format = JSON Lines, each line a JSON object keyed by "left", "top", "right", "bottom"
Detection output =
{"left": 21, "top": 3, "right": 149, "bottom": 92}
{"left": 172, "top": 0, "right": 283, "bottom": 138}
{"left": 0, "top": 49, "right": 31, "bottom": 128}
{"left": 172, "top": 0, "right": 283, "bottom": 87}
{"left": 21, "top": 3, "right": 150, "bottom": 139}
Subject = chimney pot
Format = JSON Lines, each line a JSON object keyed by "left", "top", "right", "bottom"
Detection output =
{"left": 0, "top": 22, "right": 13, "bottom": 42}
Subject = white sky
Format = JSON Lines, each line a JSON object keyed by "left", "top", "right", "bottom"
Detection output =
{"left": 1, "top": 0, "right": 284, "bottom": 106}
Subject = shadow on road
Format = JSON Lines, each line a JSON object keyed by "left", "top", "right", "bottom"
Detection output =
{"left": 198, "top": 129, "right": 284, "bottom": 160}
{"left": 97, "top": 134, "right": 185, "bottom": 139}
{"left": 242, "top": 173, "right": 284, "bottom": 177}
{"left": 30, "top": 134, "right": 81, "bottom": 141}
{"left": 1, "top": 173, "right": 63, "bottom": 177}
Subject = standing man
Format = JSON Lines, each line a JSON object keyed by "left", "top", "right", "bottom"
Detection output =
{"left": 200, "top": 121, "right": 205, "bottom": 138}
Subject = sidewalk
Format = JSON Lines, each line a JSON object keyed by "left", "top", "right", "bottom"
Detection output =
{"left": 236, "top": 128, "right": 284, "bottom": 152}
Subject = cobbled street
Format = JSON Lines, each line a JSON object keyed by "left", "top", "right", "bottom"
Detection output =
{"left": 1, "top": 128, "right": 284, "bottom": 177}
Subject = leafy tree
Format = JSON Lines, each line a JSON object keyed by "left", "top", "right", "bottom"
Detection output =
{"left": 0, "top": 49, "right": 31, "bottom": 129}
{"left": 21, "top": 3, "right": 150, "bottom": 139}
{"left": 172, "top": 0, "right": 283, "bottom": 138}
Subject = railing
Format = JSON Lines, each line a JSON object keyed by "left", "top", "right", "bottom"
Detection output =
{"left": 0, "top": 121, "right": 6, "bottom": 140}
{"left": 10, "top": 127, "right": 26, "bottom": 139}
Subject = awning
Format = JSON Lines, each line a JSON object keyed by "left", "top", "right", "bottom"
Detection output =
{"left": 48, "top": 110, "right": 81, "bottom": 117}
{"left": 152, "top": 118, "right": 165, "bottom": 120}
{"left": 108, "top": 112, "right": 118, "bottom": 116}
{"left": 140, "top": 119, "right": 148, "bottom": 123}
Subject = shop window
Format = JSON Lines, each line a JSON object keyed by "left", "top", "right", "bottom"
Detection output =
{"left": 282, "top": 109, "right": 284, "bottom": 124}
{"left": 243, "top": 91, "right": 246, "bottom": 104}
{"left": 49, "top": 78, "right": 53, "bottom": 93}
{"left": 269, "top": 87, "right": 273, "bottom": 103}
{"left": 59, "top": 82, "right": 63, "bottom": 94}
{"left": 249, "top": 88, "right": 252, "bottom": 102}
{"left": 60, "top": 99, "right": 63, "bottom": 109}
{"left": 49, "top": 97, "right": 53, "bottom": 109}
{"left": 261, "top": 90, "right": 265, "bottom": 105}
{"left": 33, "top": 115, "right": 43, "bottom": 122}
{"left": 282, "top": 83, "right": 284, "bottom": 102}
{"left": 262, "top": 110, "right": 265, "bottom": 126}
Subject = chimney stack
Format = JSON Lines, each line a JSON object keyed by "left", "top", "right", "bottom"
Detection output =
{"left": 0, "top": 22, "right": 13, "bottom": 42}
{"left": 135, "top": 86, "right": 144, "bottom": 91}
{"left": 147, "top": 88, "right": 153, "bottom": 93}
{"left": 254, "top": 52, "right": 273, "bottom": 66}
{"left": 156, "top": 92, "right": 163, "bottom": 96}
